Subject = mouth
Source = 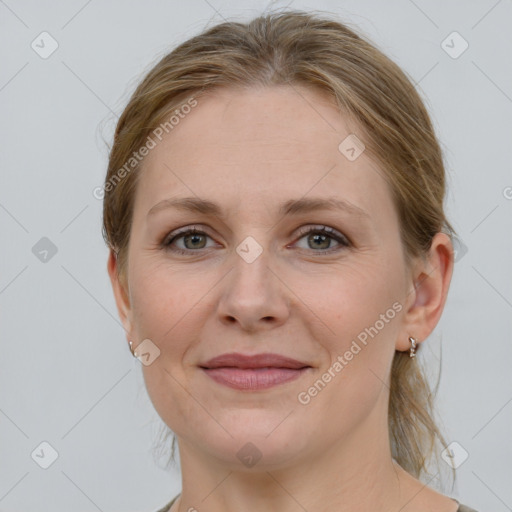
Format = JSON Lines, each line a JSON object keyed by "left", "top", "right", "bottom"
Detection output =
{"left": 200, "top": 366, "right": 311, "bottom": 390}
{"left": 199, "top": 352, "right": 312, "bottom": 391}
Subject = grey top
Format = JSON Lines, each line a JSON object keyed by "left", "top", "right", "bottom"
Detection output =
{"left": 155, "top": 494, "right": 480, "bottom": 511}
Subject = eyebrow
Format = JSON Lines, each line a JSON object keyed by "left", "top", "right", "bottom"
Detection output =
{"left": 147, "top": 196, "right": 371, "bottom": 220}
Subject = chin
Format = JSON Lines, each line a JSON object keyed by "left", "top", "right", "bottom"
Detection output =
{"left": 193, "top": 418, "right": 311, "bottom": 470}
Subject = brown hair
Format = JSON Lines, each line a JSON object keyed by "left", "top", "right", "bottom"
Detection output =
{"left": 102, "top": 9, "right": 456, "bottom": 485}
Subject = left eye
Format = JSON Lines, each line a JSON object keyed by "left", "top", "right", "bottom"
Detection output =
{"left": 292, "top": 226, "right": 349, "bottom": 253}
{"left": 163, "top": 226, "right": 349, "bottom": 254}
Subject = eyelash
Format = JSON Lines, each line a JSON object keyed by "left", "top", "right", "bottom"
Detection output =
{"left": 162, "top": 225, "right": 350, "bottom": 256}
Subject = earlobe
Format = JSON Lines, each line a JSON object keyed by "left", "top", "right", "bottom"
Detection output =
{"left": 107, "top": 249, "right": 133, "bottom": 340}
{"left": 396, "top": 233, "right": 454, "bottom": 353}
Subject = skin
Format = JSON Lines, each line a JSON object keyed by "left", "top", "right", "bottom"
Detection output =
{"left": 108, "top": 85, "right": 456, "bottom": 512}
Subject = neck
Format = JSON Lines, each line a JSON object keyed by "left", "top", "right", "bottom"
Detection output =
{"left": 170, "top": 399, "right": 420, "bottom": 512}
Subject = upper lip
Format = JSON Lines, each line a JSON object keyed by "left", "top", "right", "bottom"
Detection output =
{"left": 200, "top": 352, "right": 311, "bottom": 370}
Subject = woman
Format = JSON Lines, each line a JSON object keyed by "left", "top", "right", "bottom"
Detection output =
{"left": 102, "top": 10, "right": 479, "bottom": 512}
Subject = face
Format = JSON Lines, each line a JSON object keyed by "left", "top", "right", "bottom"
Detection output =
{"left": 114, "top": 85, "right": 420, "bottom": 469}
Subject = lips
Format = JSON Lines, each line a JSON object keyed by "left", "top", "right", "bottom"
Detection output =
{"left": 199, "top": 353, "right": 312, "bottom": 391}
{"left": 200, "top": 352, "right": 310, "bottom": 370}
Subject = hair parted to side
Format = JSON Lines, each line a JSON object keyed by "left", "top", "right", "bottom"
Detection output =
{"left": 102, "top": 9, "right": 456, "bottom": 486}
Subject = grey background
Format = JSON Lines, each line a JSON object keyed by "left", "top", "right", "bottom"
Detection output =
{"left": 1, "top": 1, "right": 511, "bottom": 511}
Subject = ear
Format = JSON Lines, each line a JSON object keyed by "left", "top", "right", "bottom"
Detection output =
{"left": 107, "top": 249, "right": 134, "bottom": 341}
{"left": 396, "top": 232, "right": 454, "bottom": 352}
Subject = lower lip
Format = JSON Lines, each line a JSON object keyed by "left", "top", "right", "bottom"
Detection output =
{"left": 201, "top": 367, "right": 310, "bottom": 390}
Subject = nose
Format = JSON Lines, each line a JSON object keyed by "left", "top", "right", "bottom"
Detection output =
{"left": 216, "top": 243, "right": 291, "bottom": 332}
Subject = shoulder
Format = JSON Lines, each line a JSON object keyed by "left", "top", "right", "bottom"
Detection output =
{"left": 457, "top": 504, "right": 480, "bottom": 512}
{"left": 154, "top": 494, "right": 179, "bottom": 512}
{"left": 152, "top": 494, "right": 482, "bottom": 512}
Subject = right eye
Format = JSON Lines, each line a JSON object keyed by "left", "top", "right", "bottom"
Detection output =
{"left": 162, "top": 227, "right": 216, "bottom": 255}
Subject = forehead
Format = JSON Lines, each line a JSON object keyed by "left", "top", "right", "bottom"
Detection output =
{"left": 135, "top": 85, "right": 396, "bottom": 224}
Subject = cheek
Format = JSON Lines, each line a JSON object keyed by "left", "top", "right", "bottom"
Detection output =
{"left": 308, "top": 258, "right": 404, "bottom": 392}
{"left": 130, "top": 267, "right": 206, "bottom": 429}
{"left": 129, "top": 260, "right": 209, "bottom": 343}
{"left": 296, "top": 267, "right": 402, "bottom": 442}
{"left": 317, "top": 259, "right": 402, "bottom": 338}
